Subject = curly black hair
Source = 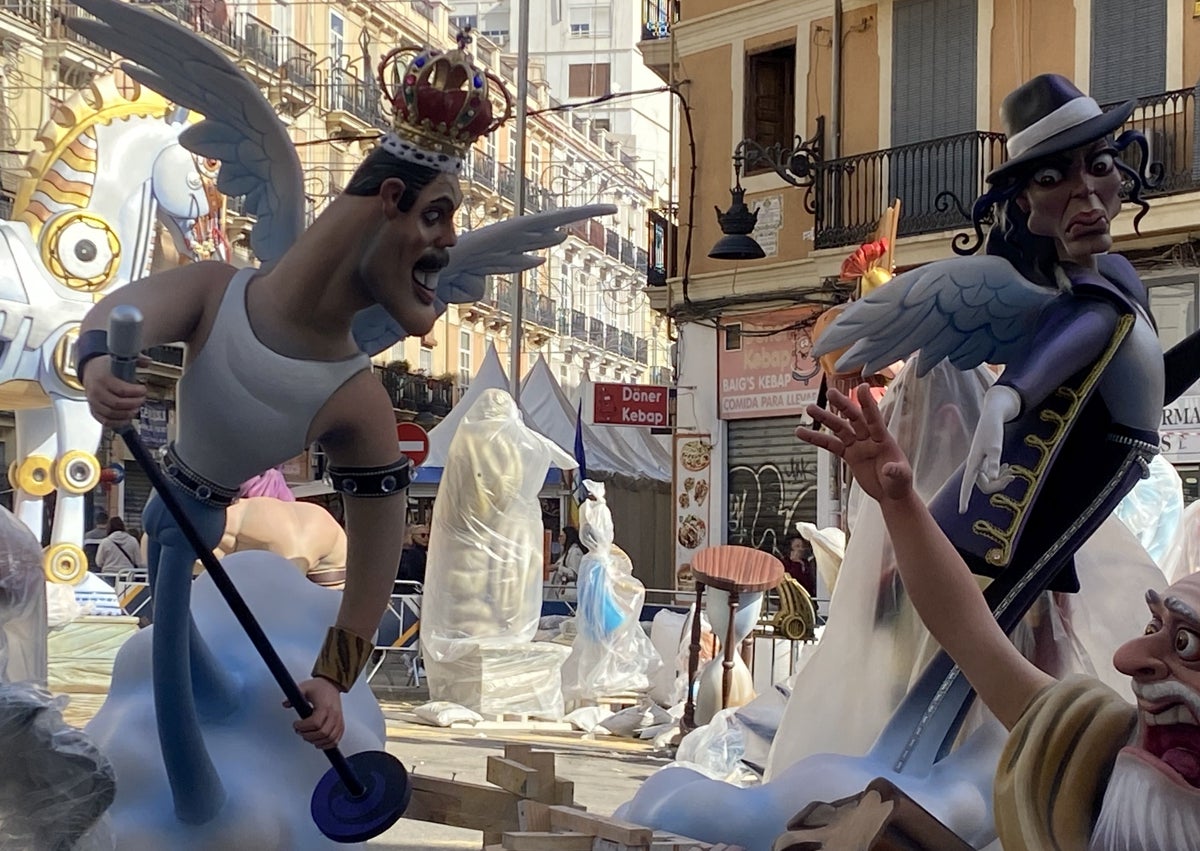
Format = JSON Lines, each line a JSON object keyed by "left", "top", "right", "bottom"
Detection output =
{"left": 953, "top": 129, "right": 1158, "bottom": 286}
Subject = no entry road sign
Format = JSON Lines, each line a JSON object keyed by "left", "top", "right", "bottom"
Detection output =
{"left": 396, "top": 422, "right": 430, "bottom": 466}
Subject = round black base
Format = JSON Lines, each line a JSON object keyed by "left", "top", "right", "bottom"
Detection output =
{"left": 310, "top": 750, "right": 411, "bottom": 843}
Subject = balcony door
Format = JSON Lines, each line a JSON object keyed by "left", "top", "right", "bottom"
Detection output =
{"left": 890, "top": 0, "right": 977, "bottom": 230}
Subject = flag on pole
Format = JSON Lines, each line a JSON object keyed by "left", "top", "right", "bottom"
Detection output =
{"left": 573, "top": 398, "right": 588, "bottom": 500}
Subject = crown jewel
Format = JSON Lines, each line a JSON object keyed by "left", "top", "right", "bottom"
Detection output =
{"left": 377, "top": 33, "right": 514, "bottom": 174}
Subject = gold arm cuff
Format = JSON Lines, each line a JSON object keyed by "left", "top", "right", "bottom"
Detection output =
{"left": 311, "top": 626, "right": 375, "bottom": 693}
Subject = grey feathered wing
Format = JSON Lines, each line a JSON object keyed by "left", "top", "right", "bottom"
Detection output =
{"left": 68, "top": 0, "right": 305, "bottom": 268}
{"left": 812, "top": 255, "right": 1058, "bottom": 377}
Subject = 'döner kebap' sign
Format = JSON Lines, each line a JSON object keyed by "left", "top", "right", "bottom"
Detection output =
{"left": 594, "top": 382, "right": 670, "bottom": 427}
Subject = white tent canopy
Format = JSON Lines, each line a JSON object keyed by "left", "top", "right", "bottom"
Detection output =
{"left": 425, "top": 344, "right": 510, "bottom": 470}
{"left": 520, "top": 358, "right": 646, "bottom": 485}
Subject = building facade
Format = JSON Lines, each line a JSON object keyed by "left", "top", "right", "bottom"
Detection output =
{"left": 642, "top": 0, "right": 1200, "bottom": 590}
{"left": 0, "top": 0, "right": 671, "bottom": 525}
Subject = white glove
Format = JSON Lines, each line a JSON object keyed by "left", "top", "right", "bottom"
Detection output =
{"left": 959, "top": 384, "right": 1022, "bottom": 514}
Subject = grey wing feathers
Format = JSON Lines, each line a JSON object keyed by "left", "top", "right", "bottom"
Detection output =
{"left": 68, "top": 0, "right": 305, "bottom": 266}
{"left": 812, "top": 255, "right": 1056, "bottom": 377}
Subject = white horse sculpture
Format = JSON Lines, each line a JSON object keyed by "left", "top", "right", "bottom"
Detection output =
{"left": 3, "top": 67, "right": 220, "bottom": 583}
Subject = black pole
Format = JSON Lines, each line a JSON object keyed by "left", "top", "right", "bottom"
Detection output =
{"left": 108, "top": 306, "right": 366, "bottom": 799}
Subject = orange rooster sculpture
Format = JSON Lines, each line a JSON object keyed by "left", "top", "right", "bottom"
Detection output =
{"left": 813, "top": 201, "right": 903, "bottom": 397}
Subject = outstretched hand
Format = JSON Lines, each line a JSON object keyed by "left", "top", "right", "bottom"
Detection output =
{"left": 796, "top": 384, "right": 913, "bottom": 503}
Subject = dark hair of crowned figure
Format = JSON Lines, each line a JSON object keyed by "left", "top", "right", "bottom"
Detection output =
{"left": 343, "top": 146, "right": 442, "bottom": 212}
{"left": 953, "top": 74, "right": 1159, "bottom": 286}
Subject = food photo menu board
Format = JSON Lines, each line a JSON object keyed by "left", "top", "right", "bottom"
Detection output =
{"left": 673, "top": 433, "right": 713, "bottom": 593}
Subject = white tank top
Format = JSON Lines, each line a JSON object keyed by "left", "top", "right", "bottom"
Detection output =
{"left": 173, "top": 267, "right": 370, "bottom": 488}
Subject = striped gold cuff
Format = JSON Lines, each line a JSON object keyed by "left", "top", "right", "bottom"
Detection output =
{"left": 311, "top": 626, "right": 374, "bottom": 693}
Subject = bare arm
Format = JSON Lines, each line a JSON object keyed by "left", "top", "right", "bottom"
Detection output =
{"left": 314, "top": 372, "right": 408, "bottom": 641}
{"left": 80, "top": 260, "right": 231, "bottom": 345}
{"left": 80, "top": 261, "right": 233, "bottom": 427}
{"left": 798, "top": 385, "right": 1054, "bottom": 730}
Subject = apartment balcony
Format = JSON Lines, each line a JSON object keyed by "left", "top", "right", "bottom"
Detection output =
{"left": 468, "top": 150, "right": 497, "bottom": 192}
{"left": 376, "top": 366, "right": 453, "bottom": 418}
{"left": 638, "top": 0, "right": 676, "bottom": 83}
{"left": 649, "top": 365, "right": 672, "bottom": 385}
{"left": 812, "top": 130, "right": 1006, "bottom": 251}
{"left": 48, "top": 0, "right": 112, "bottom": 57}
{"left": 278, "top": 35, "right": 317, "bottom": 90}
{"left": 323, "top": 73, "right": 385, "bottom": 133}
{"left": 0, "top": 0, "right": 43, "bottom": 26}
{"left": 811, "top": 86, "right": 1200, "bottom": 252}
{"left": 242, "top": 15, "right": 279, "bottom": 70}
{"left": 635, "top": 337, "right": 649, "bottom": 364}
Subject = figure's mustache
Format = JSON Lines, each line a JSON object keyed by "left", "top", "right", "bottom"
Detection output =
{"left": 1133, "top": 678, "right": 1200, "bottom": 721}
{"left": 415, "top": 249, "right": 450, "bottom": 272}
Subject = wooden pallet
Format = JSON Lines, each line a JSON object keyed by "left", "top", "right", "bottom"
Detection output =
{"left": 482, "top": 800, "right": 745, "bottom": 851}
{"left": 408, "top": 744, "right": 740, "bottom": 851}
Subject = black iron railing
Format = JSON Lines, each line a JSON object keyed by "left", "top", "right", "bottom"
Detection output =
{"left": 323, "top": 73, "right": 385, "bottom": 128}
{"left": 635, "top": 338, "right": 649, "bottom": 364}
{"left": 243, "top": 15, "right": 279, "bottom": 68}
{"left": 571, "top": 309, "right": 588, "bottom": 340}
{"left": 376, "top": 367, "right": 452, "bottom": 417}
{"left": 813, "top": 130, "right": 1006, "bottom": 250}
{"left": 1105, "top": 87, "right": 1199, "bottom": 197}
{"left": 471, "top": 151, "right": 496, "bottom": 191}
{"left": 641, "top": 0, "right": 674, "bottom": 40}
{"left": 279, "top": 36, "right": 317, "bottom": 88}
{"left": 650, "top": 365, "right": 672, "bottom": 385}
{"left": 619, "top": 330, "right": 635, "bottom": 360}
{"left": 812, "top": 87, "right": 1200, "bottom": 251}
{"left": 523, "top": 291, "right": 557, "bottom": 328}
{"left": 49, "top": 0, "right": 111, "bottom": 53}
{"left": 1, "top": 0, "right": 43, "bottom": 25}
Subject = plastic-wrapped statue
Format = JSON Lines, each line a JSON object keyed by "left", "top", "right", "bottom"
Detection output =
{"left": 421, "top": 389, "right": 576, "bottom": 716}
{"left": 561, "top": 480, "right": 662, "bottom": 702}
{"left": 0, "top": 507, "right": 115, "bottom": 849}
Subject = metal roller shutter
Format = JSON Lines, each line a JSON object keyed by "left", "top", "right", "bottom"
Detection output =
{"left": 890, "top": 0, "right": 978, "bottom": 220}
{"left": 726, "top": 416, "right": 818, "bottom": 559}
{"left": 1090, "top": 0, "right": 1166, "bottom": 104}
{"left": 121, "top": 460, "right": 154, "bottom": 530}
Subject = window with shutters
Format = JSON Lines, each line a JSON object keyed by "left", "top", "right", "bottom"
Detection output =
{"left": 890, "top": 0, "right": 977, "bottom": 226}
{"left": 569, "top": 63, "right": 611, "bottom": 98}
{"left": 1090, "top": 0, "right": 1166, "bottom": 103}
{"left": 743, "top": 45, "right": 796, "bottom": 175}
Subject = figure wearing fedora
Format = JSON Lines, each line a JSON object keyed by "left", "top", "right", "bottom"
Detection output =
{"left": 811, "top": 73, "right": 1200, "bottom": 767}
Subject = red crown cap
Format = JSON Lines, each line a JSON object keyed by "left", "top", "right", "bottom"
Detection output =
{"left": 377, "top": 38, "right": 513, "bottom": 165}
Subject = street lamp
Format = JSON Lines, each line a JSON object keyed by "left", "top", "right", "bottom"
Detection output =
{"left": 709, "top": 116, "right": 826, "bottom": 261}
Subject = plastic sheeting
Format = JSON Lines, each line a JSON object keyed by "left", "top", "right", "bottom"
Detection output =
{"left": 0, "top": 682, "right": 115, "bottom": 850}
{"left": 561, "top": 481, "right": 663, "bottom": 702}
{"left": 1161, "top": 499, "right": 1200, "bottom": 584}
{"left": 1114, "top": 453, "right": 1184, "bottom": 566}
{"left": 765, "top": 360, "right": 1168, "bottom": 779}
{"left": 0, "top": 508, "right": 46, "bottom": 685}
{"left": 421, "top": 389, "right": 577, "bottom": 717}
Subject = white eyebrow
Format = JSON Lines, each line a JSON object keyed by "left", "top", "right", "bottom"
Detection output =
{"left": 1165, "top": 595, "right": 1200, "bottom": 627}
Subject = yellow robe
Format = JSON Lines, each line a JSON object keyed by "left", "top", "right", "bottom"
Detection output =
{"left": 994, "top": 674, "right": 1137, "bottom": 850}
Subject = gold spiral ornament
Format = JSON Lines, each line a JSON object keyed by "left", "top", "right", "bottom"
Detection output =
{"left": 14, "top": 454, "right": 55, "bottom": 497}
{"left": 55, "top": 450, "right": 100, "bottom": 494}
{"left": 44, "top": 543, "right": 87, "bottom": 584}
{"left": 41, "top": 210, "right": 121, "bottom": 292}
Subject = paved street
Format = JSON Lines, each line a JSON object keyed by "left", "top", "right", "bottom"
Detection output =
{"left": 366, "top": 667, "right": 674, "bottom": 850}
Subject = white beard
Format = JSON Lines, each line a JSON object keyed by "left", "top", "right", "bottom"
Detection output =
{"left": 1089, "top": 748, "right": 1200, "bottom": 851}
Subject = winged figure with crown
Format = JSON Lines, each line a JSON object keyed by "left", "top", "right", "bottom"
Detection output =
{"left": 55, "top": 0, "right": 616, "bottom": 833}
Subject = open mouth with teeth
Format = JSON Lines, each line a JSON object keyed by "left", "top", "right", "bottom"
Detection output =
{"left": 412, "top": 268, "right": 438, "bottom": 306}
{"left": 1131, "top": 702, "right": 1200, "bottom": 789}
